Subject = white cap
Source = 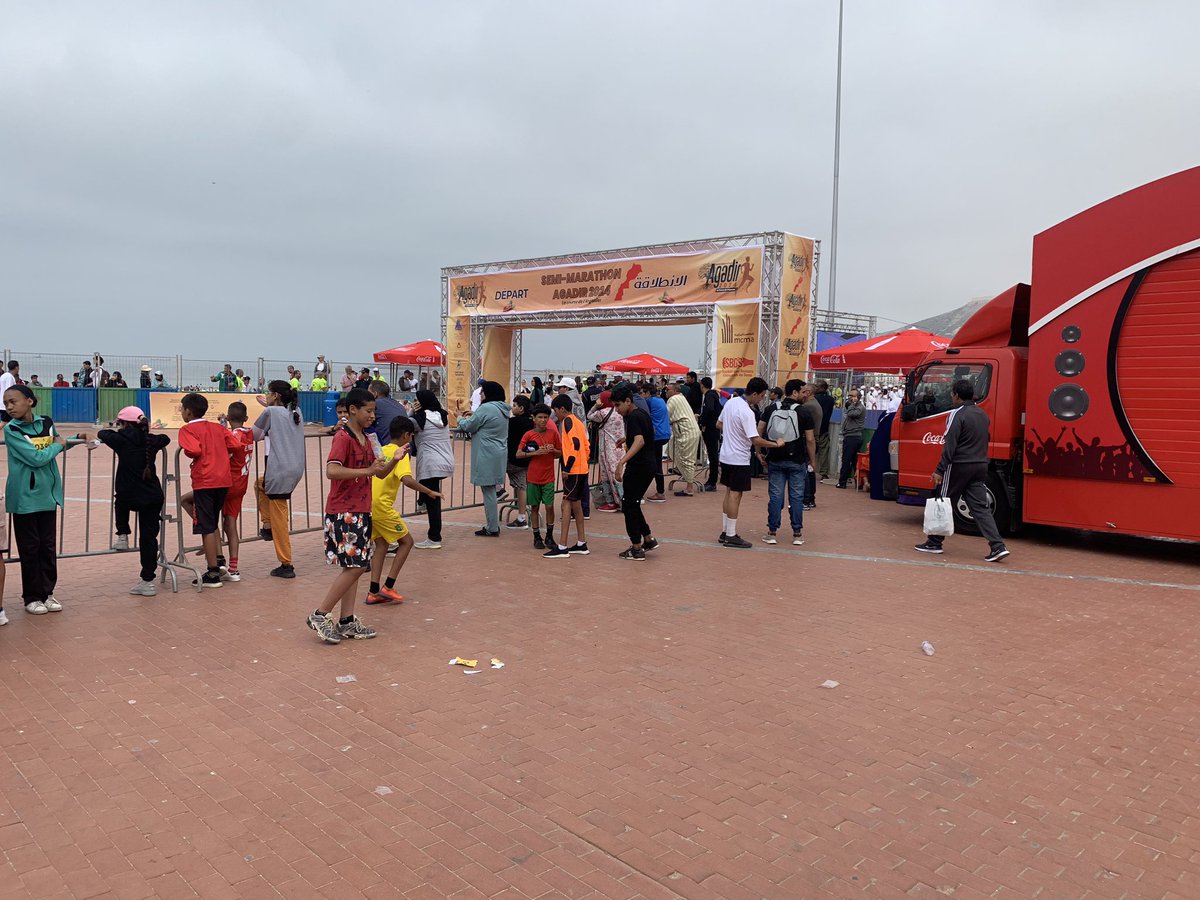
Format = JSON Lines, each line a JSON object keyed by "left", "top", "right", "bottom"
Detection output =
{"left": 555, "top": 377, "right": 575, "bottom": 388}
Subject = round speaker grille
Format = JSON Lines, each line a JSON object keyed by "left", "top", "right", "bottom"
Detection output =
{"left": 1061, "top": 325, "right": 1081, "bottom": 343}
{"left": 1049, "top": 384, "right": 1089, "bottom": 421}
{"left": 1055, "top": 349, "right": 1085, "bottom": 377}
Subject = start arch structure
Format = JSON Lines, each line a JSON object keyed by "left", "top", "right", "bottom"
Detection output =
{"left": 441, "top": 231, "right": 819, "bottom": 417}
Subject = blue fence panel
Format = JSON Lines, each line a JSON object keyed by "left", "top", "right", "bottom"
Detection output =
{"left": 51, "top": 387, "right": 97, "bottom": 424}
{"left": 297, "top": 391, "right": 326, "bottom": 424}
{"left": 135, "top": 389, "right": 151, "bottom": 416}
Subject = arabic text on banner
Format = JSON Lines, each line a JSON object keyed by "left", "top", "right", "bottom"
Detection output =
{"left": 448, "top": 246, "right": 764, "bottom": 317}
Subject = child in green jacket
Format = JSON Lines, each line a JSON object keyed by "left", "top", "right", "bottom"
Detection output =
{"left": 3, "top": 385, "right": 72, "bottom": 615}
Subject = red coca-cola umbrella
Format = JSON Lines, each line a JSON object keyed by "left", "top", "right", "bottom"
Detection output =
{"left": 598, "top": 354, "right": 690, "bottom": 376}
{"left": 807, "top": 328, "right": 951, "bottom": 371}
{"left": 373, "top": 340, "right": 446, "bottom": 365}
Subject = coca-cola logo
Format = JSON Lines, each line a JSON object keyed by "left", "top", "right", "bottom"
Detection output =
{"left": 921, "top": 432, "right": 945, "bottom": 445}
{"left": 818, "top": 354, "right": 846, "bottom": 365}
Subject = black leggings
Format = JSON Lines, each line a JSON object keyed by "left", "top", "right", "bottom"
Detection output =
{"left": 838, "top": 433, "right": 861, "bottom": 485}
{"left": 420, "top": 477, "right": 443, "bottom": 541}
{"left": 622, "top": 467, "right": 654, "bottom": 545}
{"left": 703, "top": 429, "right": 720, "bottom": 487}
{"left": 116, "top": 500, "right": 163, "bottom": 582}
{"left": 13, "top": 510, "right": 57, "bottom": 606}
{"left": 653, "top": 439, "right": 667, "bottom": 493}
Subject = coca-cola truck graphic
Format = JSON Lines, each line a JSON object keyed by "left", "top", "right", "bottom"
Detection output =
{"left": 890, "top": 166, "right": 1200, "bottom": 542}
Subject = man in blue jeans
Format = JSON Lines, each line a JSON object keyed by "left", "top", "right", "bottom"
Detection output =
{"left": 757, "top": 379, "right": 817, "bottom": 545}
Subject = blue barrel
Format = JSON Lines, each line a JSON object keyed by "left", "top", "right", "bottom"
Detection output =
{"left": 135, "top": 389, "right": 151, "bottom": 416}
{"left": 323, "top": 393, "right": 340, "bottom": 426}
{"left": 51, "top": 387, "right": 97, "bottom": 424}
{"left": 297, "top": 391, "right": 325, "bottom": 424}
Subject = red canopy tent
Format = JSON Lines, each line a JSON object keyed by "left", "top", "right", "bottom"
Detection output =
{"left": 598, "top": 353, "right": 689, "bottom": 376}
{"left": 373, "top": 340, "right": 446, "bottom": 366}
{"left": 807, "top": 328, "right": 951, "bottom": 372}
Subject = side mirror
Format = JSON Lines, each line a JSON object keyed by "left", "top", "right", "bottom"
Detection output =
{"left": 900, "top": 403, "right": 917, "bottom": 422}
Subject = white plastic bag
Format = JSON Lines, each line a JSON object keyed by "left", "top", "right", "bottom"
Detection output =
{"left": 923, "top": 497, "right": 954, "bottom": 536}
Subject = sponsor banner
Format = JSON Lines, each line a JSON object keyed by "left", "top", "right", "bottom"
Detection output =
{"left": 445, "top": 316, "right": 472, "bottom": 425}
{"left": 481, "top": 327, "right": 514, "bottom": 401}
{"left": 448, "top": 246, "right": 764, "bottom": 317}
{"left": 148, "top": 392, "right": 192, "bottom": 430}
{"left": 776, "top": 233, "right": 814, "bottom": 384}
{"left": 714, "top": 301, "right": 760, "bottom": 390}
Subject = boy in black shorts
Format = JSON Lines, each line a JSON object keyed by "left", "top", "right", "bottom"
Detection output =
{"left": 177, "top": 393, "right": 244, "bottom": 588}
{"left": 544, "top": 394, "right": 591, "bottom": 559}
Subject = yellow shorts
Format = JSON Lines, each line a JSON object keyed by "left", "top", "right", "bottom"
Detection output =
{"left": 370, "top": 509, "right": 409, "bottom": 543}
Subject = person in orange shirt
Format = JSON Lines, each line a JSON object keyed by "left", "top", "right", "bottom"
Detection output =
{"left": 543, "top": 394, "right": 591, "bottom": 559}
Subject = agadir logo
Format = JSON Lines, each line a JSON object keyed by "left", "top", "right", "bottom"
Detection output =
{"left": 455, "top": 281, "right": 486, "bottom": 309}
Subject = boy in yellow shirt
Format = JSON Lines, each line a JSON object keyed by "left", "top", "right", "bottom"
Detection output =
{"left": 366, "top": 416, "right": 442, "bottom": 604}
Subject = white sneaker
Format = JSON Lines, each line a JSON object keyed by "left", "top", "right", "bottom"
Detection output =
{"left": 129, "top": 580, "right": 158, "bottom": 596}
{"left": 113, "top": 535, "right": 131, "bottom": 551}
{"left": 762, "top": 533, "right": 778, "bottom": 545}
{"left": 26, "top": 601, "right": 48, "bottom": 615}
{"left": 44, "top": 596, "right": 63, "bottom": 612}
{"left": 413, "top": 540, "right": 442, "bottom": 550}
{"left": 0, "top": 609, "right": 8, "bottom": 626}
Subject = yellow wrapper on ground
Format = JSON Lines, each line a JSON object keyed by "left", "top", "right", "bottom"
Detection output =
{"left": 449, "top": 657, "right": 478, "bottom": 668}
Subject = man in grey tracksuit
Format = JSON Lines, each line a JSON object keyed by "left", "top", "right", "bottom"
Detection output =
{"left": 914, "top": 379, "right": 1010, "bottom": 562}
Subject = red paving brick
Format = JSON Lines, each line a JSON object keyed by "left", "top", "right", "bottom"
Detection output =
{"left": 2, "top": 475, "right": 1200, "bottom": 898}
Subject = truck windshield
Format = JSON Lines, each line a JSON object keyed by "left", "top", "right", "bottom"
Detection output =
{"left": 906, "top": 363, "right": 992, "bottom": 419}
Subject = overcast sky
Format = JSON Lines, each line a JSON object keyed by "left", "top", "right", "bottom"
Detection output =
{"left": 3, "top": 1, "right": 1198, "bottom": 372}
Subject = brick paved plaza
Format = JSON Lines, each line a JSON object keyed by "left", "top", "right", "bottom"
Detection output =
{"left": 2, "top": 486, "right": 1198, "bottom": 898}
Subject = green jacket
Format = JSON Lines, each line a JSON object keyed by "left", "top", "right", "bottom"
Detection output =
{"left": 4, "top": 415, "right": 64, "bottom": 513}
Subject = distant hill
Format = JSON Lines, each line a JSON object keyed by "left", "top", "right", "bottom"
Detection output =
{"left": 906, "top": 297, "right": 991, "bottom": 339}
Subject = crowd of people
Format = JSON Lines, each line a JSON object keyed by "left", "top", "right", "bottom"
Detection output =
{"left": 0, "top": 360, "right": 1008, "bottom": 638}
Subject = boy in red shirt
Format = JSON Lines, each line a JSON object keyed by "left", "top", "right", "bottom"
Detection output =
{"left": 219, "top": 402, "right": 255, "bottom": 581}
{"left": 515, "top": 404, "right": 560, "bottom": 550}
{"left": 307, "top": 388, "right": 396, "bottom": 644}
{"left": 178, "top": 393, "right": 244, "bottom": 588}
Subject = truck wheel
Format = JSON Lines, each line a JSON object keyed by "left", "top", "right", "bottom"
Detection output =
{"left": 951, "top": 474, "right": 1012, "bottom": 536}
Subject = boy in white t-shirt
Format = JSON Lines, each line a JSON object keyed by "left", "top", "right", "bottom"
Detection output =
{"left": 716, "top": 377, "right": 783, "bottom": 548}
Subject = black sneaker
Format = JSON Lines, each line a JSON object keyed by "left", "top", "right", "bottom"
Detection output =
{"left": 984, "top": 545, "right": 1011, "bottom": 563}
{"left": 717, "top": 533, "right": 727, "bottom": 544}
{"left": 542, "top": 545, "right": 571, "bottom": 559}
{"left": 192, "top": 571, "right": 223, "bottom": 589}
{"left": 474, "top": 528, "right": 499, "bottom": 537}
{"left": 835, "top": 483, "right": 847, "bottom": 489}
{"left": 913, "top": 541, "right": 944, "bottom": 554}
{"left": 619, "top": 546, "right": 646, "bottom": 561}
{"left": 270, "top": 564, "right": 296, "bottom": 578}
{"left": 642, "top": 537, "right": 659, "bottom": 552}
{"left": 337, "top": 616, "right": 377, "bottom": 640}
{"left": 506, "top": 518, "right": 529, "bottom": 529}
{"left": 307, "top": 611, "right": 341, "bottom": 644}
{"left": 568, "top": 543, "right": 590, "bottom": 555}
{"left": 723, "top": 534, "right": 752, "bottom": 549}
{"left": 803, "top": 503, "right": 816, "bottom": 511}
{"left": 533, "top": 534, "right": 546, "bottom": 550}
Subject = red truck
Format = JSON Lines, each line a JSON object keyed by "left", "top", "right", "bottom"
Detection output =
{"left": 890, "top": 166, "right": 1200, "bottom": 542}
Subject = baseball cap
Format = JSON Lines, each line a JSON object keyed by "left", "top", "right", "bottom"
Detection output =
{"left": 154, "top": 370, "right": 164, "bottom": 377}
{"left": 555, "top": 377, "right": 575, "bottom": 388}
{"left": 116, "top": 406, "right": 144, "bottom": 423}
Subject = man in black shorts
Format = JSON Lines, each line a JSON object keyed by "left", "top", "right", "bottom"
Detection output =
{"left": 716, "top": 377, "right": 783, "bottom": 548}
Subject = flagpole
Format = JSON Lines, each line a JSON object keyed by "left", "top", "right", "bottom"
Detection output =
{"left": 828, "top": 0, "right": 844, "bottom": 313}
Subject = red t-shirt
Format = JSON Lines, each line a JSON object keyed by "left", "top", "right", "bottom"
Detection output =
{"left": 227, "top": 427, "right": 255, "bottom": 496}
{"left": 521, "top": 427, "right": 561, "bottom": 485}
{"left": 326, "top": 427, "right": 374, "bottom": 513}
{"left": 178, "top": 420, "right": 239, "bottom": 489}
